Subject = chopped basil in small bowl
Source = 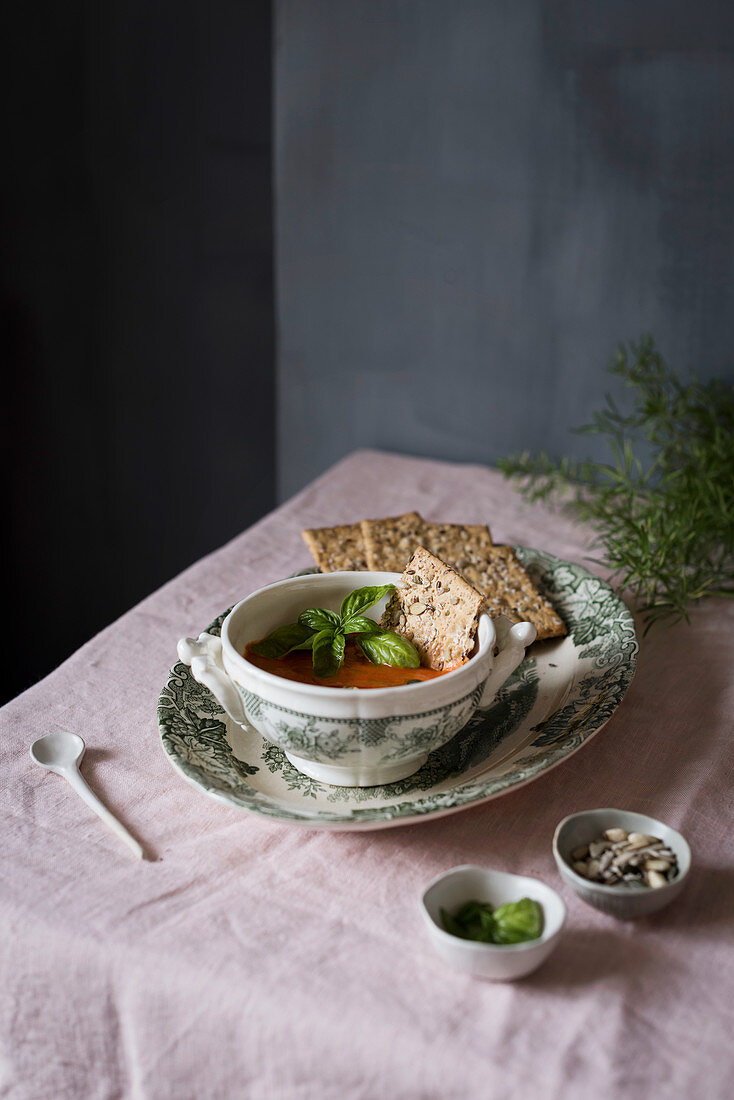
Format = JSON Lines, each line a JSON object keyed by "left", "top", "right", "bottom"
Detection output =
{"left": 441, "top": 897, "right": 544, "bottom": 945}
{"left": 420, "top": 866, "right": 565, "bottom": 981}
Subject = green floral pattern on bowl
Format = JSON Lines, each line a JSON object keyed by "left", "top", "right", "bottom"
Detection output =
{"left": 158, "top": 547, "right": 638, "bottom": 829}
{"left": 237, "top": 682, "right": 485, "bottom": 764}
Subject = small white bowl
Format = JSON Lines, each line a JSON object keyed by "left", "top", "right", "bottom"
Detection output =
{"left": 553, "top": 808, "right": 691, "bottom": 919}
{"left": 420, "top": 865, "right": 566, "bottom": 981}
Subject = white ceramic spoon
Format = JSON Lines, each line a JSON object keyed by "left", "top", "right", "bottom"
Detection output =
{"left": 30, "top": 732, "right": 143, "bottom": 859}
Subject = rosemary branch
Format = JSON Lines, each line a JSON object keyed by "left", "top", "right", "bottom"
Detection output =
{"left": 498, "top": 336, "right": 734, "bottom": 631}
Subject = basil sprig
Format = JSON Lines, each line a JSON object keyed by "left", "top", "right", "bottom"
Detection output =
{"left": 251, "top": 584, "right": 420, "bottom": 678}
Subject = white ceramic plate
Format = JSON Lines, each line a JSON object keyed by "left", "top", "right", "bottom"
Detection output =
{"left": 158, "top": 547, "right": 638, "bottom": 830}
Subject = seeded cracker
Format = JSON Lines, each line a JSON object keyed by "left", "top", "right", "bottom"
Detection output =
{"left": 381, "top": 546, "right": 485, "bottom": 670}
{"left": 461, "top": 545, "right": 567, "bottom": 641}
{"left": 361, "top": 512, "right": 425, "bottom": 572}
{"left": 421, "top": 521, "right": 494, "bottom": 568}
{"left": 301, "top": 523, "right": 368, "bottom": 572}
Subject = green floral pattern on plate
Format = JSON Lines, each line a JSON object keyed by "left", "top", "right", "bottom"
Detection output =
{"left": 158, "top": 547, "right": 637, "bottom": 829}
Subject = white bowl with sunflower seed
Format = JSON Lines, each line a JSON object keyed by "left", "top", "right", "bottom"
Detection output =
{"left": 553, "top": 808, "right": 691, "bottom": 919}
{"left": 177, "top": 568, "right": 536, "bottom": 787}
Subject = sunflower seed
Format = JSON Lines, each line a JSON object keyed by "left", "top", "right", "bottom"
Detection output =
{"left": 566, "top": 826, "right": 679, "bottom": 888}
{"left": 627, "top": 833, "right": 657, "bottom": 848}
{"left": 598, "top": 849, "right": 615, "bottom": 872}
{"left": 644, "top": 858, "right": 671, "bottom": 872}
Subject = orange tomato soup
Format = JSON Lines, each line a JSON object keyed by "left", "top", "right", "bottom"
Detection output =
{"left": 243, "top": 640, "right": 451, "bottom": 689}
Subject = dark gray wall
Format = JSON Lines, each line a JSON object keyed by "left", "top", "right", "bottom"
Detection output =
{"left": 275, "top": 0, "right": 734, "bottom": 499}
{"left": 3, "top": 1, "right": 274, "bottom": 702}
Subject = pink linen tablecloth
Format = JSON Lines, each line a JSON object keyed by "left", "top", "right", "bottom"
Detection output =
{"left": 2, "top": 449, "right": 733, "bottom": 1100}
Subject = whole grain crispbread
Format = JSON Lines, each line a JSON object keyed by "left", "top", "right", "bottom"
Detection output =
{"left": 461, "top": 545, "right": 567, "bottom": 640}
{"left": 381, "top": 546, "right": 485, "bottom": 670}
{"left": 303, "top": 512, "right": 565, "bottom": 642}
{"left": 361, "top": 512, "right": 425, "bottom": 572}
{"left": 301, "top": 523, "right": 368, "bottom": 572}
{"left": 421, "top": 521, "right": 494, "bottom": 569}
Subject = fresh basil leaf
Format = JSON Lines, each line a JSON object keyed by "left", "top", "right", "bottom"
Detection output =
{"left": 311, "top": 628, "right": 345, "bottom": 679}
{"left": 450, "top": 901, "right": 496, "bottom": 942}
{"left": 341, "top": 616, "right": 381, "bottom": 636}
{"left": 357, "top": 629, "right": 420, "bottom": 669}
{"left": 250, "top": 621, "right": 314, "bottom": 659}
{"left": 298, "top": 607, "right": 341, "bottom": 633}
{"left": 455, "top": 900, "right": 486, "bottom": 923}
{"left": 443, "top": 898, "right": 543, "bottom": 944}
{"left": 340, "top": 585, "right": 395, "bottom": 624}
{"left": 479, "top": 908, "right": 497, "bottom": 942}
{"left": 332, "top": 630, "right": 345, "bottom": 669}
{"left": 491, "top": 898, "right": 544, "bottom": 944}
{"left": 441, "top": 908, "right": 470, "bottom": 939}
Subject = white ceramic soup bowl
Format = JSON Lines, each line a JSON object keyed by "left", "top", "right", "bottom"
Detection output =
{"left": 177, "top": 570, "right": 536, "bottom": 787}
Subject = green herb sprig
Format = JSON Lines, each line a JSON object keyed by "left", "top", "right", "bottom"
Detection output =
{"left": 441, "top": 898, "right": 544, "bottom": 944}
{"left": 498, "top": 336, "right": 734, "bottom": 631}
{"left": 251, "top": 584, "right": 420, "bottom": 678}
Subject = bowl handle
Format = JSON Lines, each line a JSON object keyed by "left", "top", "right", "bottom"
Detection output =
{"left": 177, "top": 633, "right": 247, "bottom": 725}
{"left": 480, "top": 617, "right": 537, "bottom": 706}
